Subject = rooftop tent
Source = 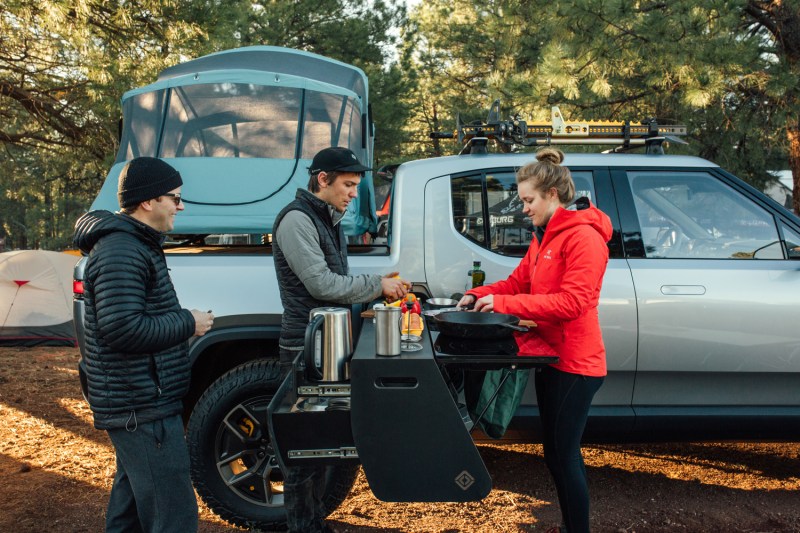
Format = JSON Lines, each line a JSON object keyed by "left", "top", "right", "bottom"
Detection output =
{"left": 0, "top": 250, "right": 78, "bottom": 347}
{"left": 156, "top": 47, "right": 368, "bottom": 103}
{"left": 91, "top": 46, "right": 376, "bottom": 236}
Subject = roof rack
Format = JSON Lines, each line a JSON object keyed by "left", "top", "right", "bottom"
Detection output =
{"left": 430, "top": 100, "right": 687, "bottom": 155}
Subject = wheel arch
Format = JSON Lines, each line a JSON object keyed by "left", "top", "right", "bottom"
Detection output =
{"left": 184, "top": 325, "right": 282, "bottom": 416}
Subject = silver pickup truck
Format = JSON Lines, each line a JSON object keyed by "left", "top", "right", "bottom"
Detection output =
{"left": 73, "top": 47, "right": 800, "bottom": 530}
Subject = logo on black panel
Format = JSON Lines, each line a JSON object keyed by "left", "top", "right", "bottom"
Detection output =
{"left": 455, "top": 470, "right": 475, "bottom": 490}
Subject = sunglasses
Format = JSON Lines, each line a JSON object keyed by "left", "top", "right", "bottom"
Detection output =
{"left": 161, "top": 193, "right": 183, "bottom": 206}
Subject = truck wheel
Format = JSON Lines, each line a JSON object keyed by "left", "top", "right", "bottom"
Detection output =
{"left": 186, "top": 359, "right": 358, "bottom": 530}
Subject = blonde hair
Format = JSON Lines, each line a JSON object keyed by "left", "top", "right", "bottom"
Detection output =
{"left": 516, "top": 147, "right": 575, "bottom": 204}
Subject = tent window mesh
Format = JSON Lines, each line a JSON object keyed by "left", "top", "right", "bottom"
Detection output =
{"left": 116, "top": 83, "right": 365, "bottom": 161}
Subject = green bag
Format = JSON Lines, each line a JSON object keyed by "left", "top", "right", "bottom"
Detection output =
{"left": 471, "top": 368, "right": 531, "bottom": 439}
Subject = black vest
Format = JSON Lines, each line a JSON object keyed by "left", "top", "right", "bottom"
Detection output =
{"left": 273, "top": 189, "right": 349, "bottom": 348}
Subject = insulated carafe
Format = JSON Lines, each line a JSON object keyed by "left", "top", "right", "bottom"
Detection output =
{"left": 373, "top": 303, "right": 402, "bottom": 356}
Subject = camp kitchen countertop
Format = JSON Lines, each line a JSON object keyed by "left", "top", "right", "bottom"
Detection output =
{"left": 348, "top": 315, "right": 557, "bottom": 501}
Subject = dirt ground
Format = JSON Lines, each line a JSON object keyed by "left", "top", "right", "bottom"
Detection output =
{"left": 1, "top": 346, "right": 799, "bottom": 533}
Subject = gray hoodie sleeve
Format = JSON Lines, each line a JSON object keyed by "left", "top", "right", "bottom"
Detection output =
{"left": 276, "top": 210, "right": 383, "bottom": 304}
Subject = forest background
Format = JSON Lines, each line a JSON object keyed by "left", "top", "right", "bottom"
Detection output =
{"left": 2, "top": 0, "right": 799, "bottom": 250}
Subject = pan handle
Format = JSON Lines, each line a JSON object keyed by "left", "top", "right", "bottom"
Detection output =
{"left": 498, "top": 322, "right": 529, "bottom": 333}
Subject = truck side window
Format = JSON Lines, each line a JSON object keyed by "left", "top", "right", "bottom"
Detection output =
{"left": 629, "top": 171, "right": 782, "bottom": 259}
{"left": 452, "top": 174, "right": 486, "bottom": 245}
{"left": 571, "top": 173, "right": 596, "bottom": 206}
{"left": 451, "top": 170, "right": 596, "bottom": 257}
{"left": 781, "top": 223, "right": 800, "bottom": 259}
{"left": 485, "top": 171, "right": 530, "bottom": 256}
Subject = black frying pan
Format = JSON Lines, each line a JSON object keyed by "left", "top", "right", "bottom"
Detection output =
{"left": 433, "top": 311, "right": 529, "bottom": 340}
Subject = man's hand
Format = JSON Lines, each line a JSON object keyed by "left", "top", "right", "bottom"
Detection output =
{"left": 191, "top": 309, "right": 214, "bottom": 337}
{"left": 381, "top": 272, "right": 410, "bottom": 302}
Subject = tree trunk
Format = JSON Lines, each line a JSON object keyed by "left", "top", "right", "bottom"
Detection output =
{"left": 788, "top": 118, "right": 800, "bottom": 216}
{"left": 745, "top": 1, "right": 800, "bottom": 214}
{"left": 430, "top": 103, "right": 443, "bottom": 158}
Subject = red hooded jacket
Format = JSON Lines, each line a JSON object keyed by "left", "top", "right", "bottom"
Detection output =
{"left": 467, "top": 200, "right": 612, "bottom": 377}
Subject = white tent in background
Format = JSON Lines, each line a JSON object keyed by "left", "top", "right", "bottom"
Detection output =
{"left": 0, "top": 250, "right": 78, "bottom": 346}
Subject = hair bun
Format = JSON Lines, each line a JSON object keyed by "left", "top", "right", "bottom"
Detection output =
{"left": 535, "top": 147, "right": 564, "bottom": 165}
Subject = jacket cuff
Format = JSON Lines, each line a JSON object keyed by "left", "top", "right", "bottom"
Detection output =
{"left": 493, "top": 294, "right": 507, "bottom": 314}
{"left": 182, "top": 308, "right": 196, "bottom": 337}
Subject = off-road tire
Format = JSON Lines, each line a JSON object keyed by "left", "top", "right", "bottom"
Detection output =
{"left": 186, "top": 359, "right": 358, "bottom": 530}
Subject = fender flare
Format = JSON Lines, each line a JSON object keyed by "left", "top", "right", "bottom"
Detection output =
{"left": 188, "top": 325, "right": 282, "bottom": 364}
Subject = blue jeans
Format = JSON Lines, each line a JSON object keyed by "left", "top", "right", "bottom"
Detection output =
{"left": 105, "top": 414, "right": 198, "bottom": 533}
{"left": 535, "top": 366, "right": 604, "bottom": 533}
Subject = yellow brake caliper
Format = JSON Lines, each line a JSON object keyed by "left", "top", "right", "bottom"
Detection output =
{"left": 238, "top": 416, "right": 256, "bottom": 437}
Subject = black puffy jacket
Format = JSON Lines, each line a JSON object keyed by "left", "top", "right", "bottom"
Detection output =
{"left": 73, "top": 210, "right": 195, "bottom": 430}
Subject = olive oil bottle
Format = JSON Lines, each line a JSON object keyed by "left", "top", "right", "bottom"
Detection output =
{"left": 468, "top": 260, "right": 485, "bottom": 289}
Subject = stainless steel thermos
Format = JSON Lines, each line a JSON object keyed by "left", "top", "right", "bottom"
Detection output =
{"left": 373, "top": 303, "right": 402, "bottom": 356}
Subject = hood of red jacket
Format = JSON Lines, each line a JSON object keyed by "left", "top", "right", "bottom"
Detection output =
{"left": 542, "top": 198, "right": 613, "bottom": 246}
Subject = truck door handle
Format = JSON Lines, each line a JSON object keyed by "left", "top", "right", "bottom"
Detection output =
{"left": 660, "top": 285, "right": 706, "bottom": 295}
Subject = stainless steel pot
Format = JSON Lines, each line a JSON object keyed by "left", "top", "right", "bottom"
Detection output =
{"left": 426, "top": 297, "right": 459, "bottom": 308}
{"left": 304, "top": 307, "right": 353, "bottom": 382}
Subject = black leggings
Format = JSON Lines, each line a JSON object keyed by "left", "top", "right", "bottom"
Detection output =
{"left": 535, "top": 366, "right": 604, "bottom": 533}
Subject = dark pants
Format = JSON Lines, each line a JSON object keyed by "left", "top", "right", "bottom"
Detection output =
{"left": 280, "top": 347, "right": 330, "bottom": 533}
{"left": 535, "top": 366, "right": 604, "bottom": 533}
{"left": 105, "top": 414, "right": 198, "bottom": 533}
{"left": 284, "top": 465, "right": 334, "bottom": 533}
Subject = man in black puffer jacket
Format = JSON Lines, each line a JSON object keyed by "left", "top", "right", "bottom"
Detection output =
{"left": 73, "top": 157, "right": 214, "bottom": 533}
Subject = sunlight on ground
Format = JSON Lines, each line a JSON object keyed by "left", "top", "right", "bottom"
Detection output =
{"left": 583, "top": 444, "right": 800, "bottom": 491}
{"left": 52, "top": 364, "right": 79, "bottom": 376}
{"left": 0, "top": 401, "right": 115, "bottom": 488}
{"left": 58, "top": 396, "right": 95, "bottom": 424}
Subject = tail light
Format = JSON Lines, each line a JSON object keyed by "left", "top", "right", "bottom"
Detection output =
{"left": 73, "top": 280, "right": 84, "bottom": 298}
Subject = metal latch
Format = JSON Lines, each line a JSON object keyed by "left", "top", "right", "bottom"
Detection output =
{"left": 288, "top": 447, "right": 359, "bottom": 459}
{"left": 297, "top": 384, "right": 351, "bottom": 397}
{"left": 551, "top": 108, "right": 589, "bottom": 136}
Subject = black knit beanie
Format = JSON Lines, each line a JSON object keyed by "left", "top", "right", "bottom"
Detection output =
{"left": 118, "top": 157, "right": 183, "bottom": 208}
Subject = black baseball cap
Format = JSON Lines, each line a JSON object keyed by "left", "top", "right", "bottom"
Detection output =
{"left": 309, "top": 147, "right": 372, "bottom": 174}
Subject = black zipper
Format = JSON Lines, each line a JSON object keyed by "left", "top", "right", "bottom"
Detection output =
{"left": 148, "top": 354, "right": 162, "bottom": 396}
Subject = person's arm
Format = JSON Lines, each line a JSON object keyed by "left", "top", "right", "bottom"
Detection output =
{"left": 276, "top": 210, "right": 382, "bottom": 303}
{"left": 460, "top": 241, "right": 537, "bottom": 306}
{"left": 92, "top": 237, "right": 194, "bottom": 353}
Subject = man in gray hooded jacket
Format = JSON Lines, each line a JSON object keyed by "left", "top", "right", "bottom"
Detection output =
{"left": 273, "top": 147, "right": 408, "bottom": 532}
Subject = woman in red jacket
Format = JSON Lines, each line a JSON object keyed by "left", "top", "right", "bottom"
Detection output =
{"left": 459, "top": 147, "right": 612, "bottom": 533}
